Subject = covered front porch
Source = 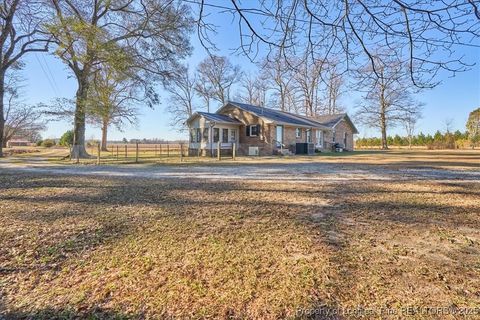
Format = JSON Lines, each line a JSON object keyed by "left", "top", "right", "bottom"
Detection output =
{"left": 186, "top": 112, "right": 241, "bottom": 157}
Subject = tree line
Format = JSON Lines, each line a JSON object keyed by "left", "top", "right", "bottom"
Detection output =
{"left": 356, "top": 108, "right": 480, "bottom": 149}
{"left": 0, "top": 1, "right": 477, "bottom": 157}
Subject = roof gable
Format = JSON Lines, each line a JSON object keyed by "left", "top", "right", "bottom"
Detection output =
{"left": 186, "top": 112, "right": 242, "bottom": 125}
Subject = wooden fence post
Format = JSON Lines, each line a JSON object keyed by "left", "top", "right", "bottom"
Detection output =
{"left": 217, "top": 141, "right": 221, "bottom": 160}
{"left": 167, "top": 144, "right": 170, "bottom": 157}
{"left": 180, "top": 143, "right": 184, "bottom": 162}
{"left": 232, "top": 143, "right": 236, "bottom": 161}
{"left": 116, "top": 145, "right": 119, "bottom": 160}
{"left": 155, "top": 145, "right": 157, "bottom": 157}
{"left": 97, "top": 143, "right": 101, "bottom": 165}
{"left": 125, "top": 145, "right": 127, "bottom": 160}
{"left": 159, "top": 144, "right": 162, "bottom": 157}
{"left": 135, "top": 142, "right": 139, "bottom": 163}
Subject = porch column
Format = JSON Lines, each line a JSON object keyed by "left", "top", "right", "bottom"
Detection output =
{"left": 209, "top": 122, "right": 215, "bottom": 157}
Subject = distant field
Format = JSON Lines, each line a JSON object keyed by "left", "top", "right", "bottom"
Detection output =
{"left": 1, "top": 150, "right": 479, "bottom": 319}
{"left": 4, "top": 145, "right": 480, "bottom": 167}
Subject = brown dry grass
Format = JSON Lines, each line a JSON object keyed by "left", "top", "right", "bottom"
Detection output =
{"left": 1, "top": 151, "right": 480, "bottom": 319}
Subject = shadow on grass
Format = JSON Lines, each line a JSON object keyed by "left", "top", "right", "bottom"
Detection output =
{"left": 2, "top": 307, "right": 140, "bottom": 320}
{"left": 1, "top": 172, "right": 479, "bottom": 317}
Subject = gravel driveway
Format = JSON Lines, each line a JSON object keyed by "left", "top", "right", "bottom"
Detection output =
{"left": 1, "top": 156, "right": 478, "bottom": 183}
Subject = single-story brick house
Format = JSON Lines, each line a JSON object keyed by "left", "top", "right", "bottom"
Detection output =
{"left": 186, "top": 101, "right": 358, "bottom": 156}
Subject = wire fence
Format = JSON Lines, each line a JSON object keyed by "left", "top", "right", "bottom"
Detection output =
{"left": 84, "top": 143, "right": 188, "bottom": 163}
{"left": 80, "top": 142, "right": 238, "bottom": 164}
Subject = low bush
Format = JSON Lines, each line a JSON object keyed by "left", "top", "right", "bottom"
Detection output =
{"left": 41, "top": 139, "right": 56, "bottom": 148}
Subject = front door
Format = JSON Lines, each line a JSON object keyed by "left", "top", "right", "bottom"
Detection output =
{"left": 306, "top": 129, "right": 312, "bottom": 143}
{"left": 316, "top": 130, "right": 323, "bottom": 148}
{"left": 276, "top": 125, "right": 283, "bottom": 147}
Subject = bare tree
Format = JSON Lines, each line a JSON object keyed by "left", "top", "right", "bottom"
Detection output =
{"left": 261, "top": 54, "right": 299, "bottom": 112}
{"left": 443, "top": 118, "right": 455, "bottom": 133}
{"left": 165, "top": 66, "right": 197, "bottom": 130}
{"left": 322, "top": 61, "right": 345, "bottom": 115}
{"left": 237, "top": 72, "right": 269, "bottom": 106}
{"left": 194, "top": 74, "right": 213, "bottom": 113}
{"left": 2, "top": 72, "right": 45, "bottom": 146}
{"left": 196, "top": 55, "right": 241, "bottom": 107}
{"left": 0, "top": 0, "right": 50, "bottom": 156}
{"left": 47, "top": 0, "right": 192, "bottom": 158}
{"left": 293, "top": 55, "right": 323, "bottom": 116}
{"left": 3, "top": 105, "right": 45, "bottom": 146}
{"left": 355, "top": 57, "right": 423, "bottom": 149}
{"left": 193, "top": 1, "right": 479, "bottom": 89}
{"left": 402, "top": 107, "right": 423, "bottom": 148}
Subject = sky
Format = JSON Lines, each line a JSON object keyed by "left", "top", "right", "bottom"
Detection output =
{"left": 19, "top": 8, "right": 480, "bottom": 141}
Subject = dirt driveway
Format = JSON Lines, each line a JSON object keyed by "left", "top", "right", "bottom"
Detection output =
{"left": 0, "top": 150, "right": 479, "bottom": 182}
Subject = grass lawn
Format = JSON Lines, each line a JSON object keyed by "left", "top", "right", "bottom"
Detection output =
{"left": 1, "top": 151, "right": 480, "bottom": 319}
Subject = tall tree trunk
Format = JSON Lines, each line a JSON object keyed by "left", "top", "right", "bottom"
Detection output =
{"left": 101, "top": 119, "right": 108, "bottom": 151}
{"left": 0, "top": 71, "right": 5, "bottom": 157}
{"left": 379, "top": 84, "right": 388, "bottom": 150}
{"left": 71, "top": 76, "right": 90, "bottom": 158}
{"left": 380, "top": 111, "right": 388, "bottom": 150}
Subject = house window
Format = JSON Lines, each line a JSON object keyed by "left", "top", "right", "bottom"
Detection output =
{"left": 295, "top": 128, "right": 302, "bottom": 138}
{"left": 213, "top": 128, "right": 219, "bottom": 142}
{"left": 230, "top": 129, "right": 237, "bottom": 142}
{"left": 344, "top": 132, "right": 348, "bottom": 147}
{"left": 202, "top": 128, "right": 209, "bottom": 142}
{"left": 222, "top": 128, "right": 229, "bottom": 143}
{"left": 196, "top": 128, "right": 201, "bottom": 143}
{"left": 246, "top": 125, "right": 260, "bottom": 137}
{"left": 306, "top": 129, "right": 312, "bottom": 143}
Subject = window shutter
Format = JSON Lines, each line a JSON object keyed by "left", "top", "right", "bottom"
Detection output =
{"left": 246, "top": 126, "right": 250, "bottom": 136}
{"left": 256, "top": 124, "right": 261, "bottom": 135}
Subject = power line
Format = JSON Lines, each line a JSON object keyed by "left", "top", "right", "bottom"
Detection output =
{"left": 34, "top": 53, "right": 59, "bottom": 97}
{"left": 41, "top": 53, "right": 60, "bottom": 94}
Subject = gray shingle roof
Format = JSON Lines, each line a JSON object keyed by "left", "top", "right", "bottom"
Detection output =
{"left": 225, "top": 101, "right": 330, "bottom": 129}
{"left": 311, "top": 114, "right": 346, "bottom": 127}
{"left": 196, "top": 112, "right": 242, "bottom": 124}
{"left": 314, "top": 114, "right": 358, "bottom": 134}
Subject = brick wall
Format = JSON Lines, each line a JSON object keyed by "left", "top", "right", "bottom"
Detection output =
{"left": 323, "top": 119, "right": 355, "bottom": 150}
{"left": 217, "top": 105, "right": 357, "bottom": 154}
{"left": 219, "top": 105, "right": 277, "bottom": 156}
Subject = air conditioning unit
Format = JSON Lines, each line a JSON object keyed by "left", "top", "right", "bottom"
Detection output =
{"left": 248, "top": 146, "right": 259, "bottom": 156}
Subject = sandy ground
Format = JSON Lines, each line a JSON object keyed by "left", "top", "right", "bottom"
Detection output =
{"left": 1, "top": 150, "right": 480, "bottom": 319}
{"left": 0, "top": 154, "right": 479, "bottom": 183}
